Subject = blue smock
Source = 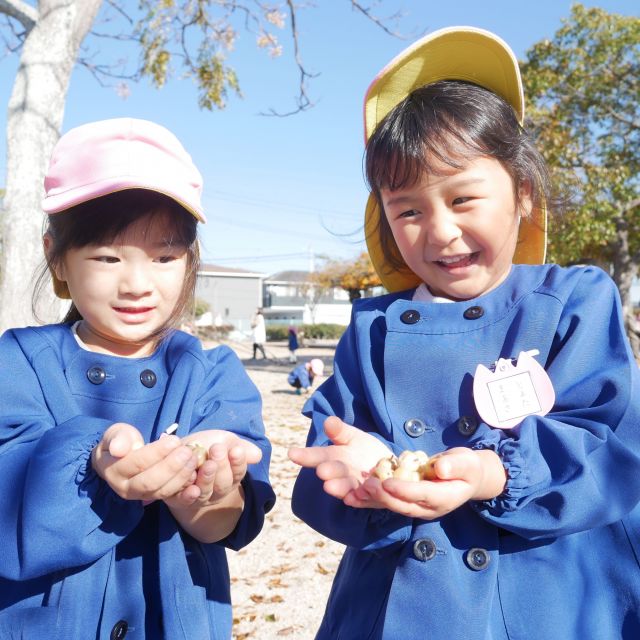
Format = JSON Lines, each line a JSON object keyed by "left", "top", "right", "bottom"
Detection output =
{"left": 288, "top": 364, "right": 312, "bottom": 389}
{"left": 292, "top": 264, "right": 640, "bottom": 639}
{"left": 0, "top": 324, "right": 275, "bottom": 639}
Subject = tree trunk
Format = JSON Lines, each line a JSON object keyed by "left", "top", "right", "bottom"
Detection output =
{"left": 611, "top": 218, "right": 640, "bottom": 362}
{"left": 0, "top": 0, "right": 103, "bottom": 330}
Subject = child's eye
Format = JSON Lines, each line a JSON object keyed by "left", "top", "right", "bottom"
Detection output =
{"left": 452, "top": 196, "right": 472, "bottom": 206}
{"left": 156, "top": 255, "right": 178, "bottom": 264}
{"left": 93, "top": 256, "right": 119, "bottom": 263}
{"left": 398, "top": 209, "right": 419, "bottom": 219}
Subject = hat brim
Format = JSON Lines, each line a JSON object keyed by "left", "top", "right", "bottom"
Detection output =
{"left": 365, "top": 194, "right": 547, "bottom": 293}
{"left": 364, "top": 26, "right": 525, "bottom": 139}
{"left": 42, "top": 183, "right": 206, "bottom": 222}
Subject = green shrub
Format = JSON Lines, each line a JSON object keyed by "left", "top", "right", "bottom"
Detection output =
{"left": 266, "top": 324, "right": 290, "bottom": 341}
{"left": 265, "top": 323, "right": 346, "bottom": 341}
{"left": 301, "top": 323, "right": 345, "bottom": 340}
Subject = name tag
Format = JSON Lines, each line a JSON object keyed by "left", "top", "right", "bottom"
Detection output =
{"left": 473, "top": 350, "right": 555, "bottom": 429}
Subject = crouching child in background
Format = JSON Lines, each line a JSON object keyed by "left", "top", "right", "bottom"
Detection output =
{"left": 288, "top": 359, "right": 324, "bottom": 395}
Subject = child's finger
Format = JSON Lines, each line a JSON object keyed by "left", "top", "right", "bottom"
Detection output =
{"left": 316, "top": 460, "right": 351, "bottom": 481}
{"left": 322, "top": 476, "right": 360, "bottom": 499}
{"left": 323, "top": 416, "right": 358, "bottom": 446}
{"left": 208, "top": 444, "right": 236, "bottom": 496}
{"left": 288, "top": 446, "right": 331, "bottom": 468}
{"left": 228, "top": 445, "right": 249, "bottom": 484}
{"left": 120, "top": 443, "right": 198, "bottom": 499}
{"left": 102, "top": 423, "right": 145, "bottom": 458}
{"left": 129, "top": 447, "right": 196, "bottom": 500}
{"left": 184, "top": 431, "right": 262, "bottom": 465}
{"left": 237, "top": 440, "right": 262, "bottom": 465}
{"left": 114, "top": 435, "right": 182, "bottom": 476}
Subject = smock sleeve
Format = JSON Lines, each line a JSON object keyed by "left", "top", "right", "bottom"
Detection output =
{"left": 291, "top": 315, "right": 413, "bottom": 551}
{"left": 0, "top": 330, "right": 143, "bottom": 581}
{"left": 470, "top": 267, "right": 640, "bottom": 539}
{"left": 189, "top": 345, "right": 275, "bottom": 550}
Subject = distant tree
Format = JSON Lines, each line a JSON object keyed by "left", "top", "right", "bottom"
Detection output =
{"left": 0, "top": 0, "right": 402, "bottom": 330}
{"left": 304, "top": 264, "right": 340, "bottom": 323}
{"left": 314, "top": 252, "right": 381, "bottom": 302}
{"left": 521, "top": 3, "right": 640, "bottom": 357}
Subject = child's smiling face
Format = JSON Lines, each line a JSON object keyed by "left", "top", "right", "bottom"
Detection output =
{"left": 381, "top": 154, "right": 531, "bottom": 301}
{"left": 52, "top": 208, "right": 188, "bottom": 357}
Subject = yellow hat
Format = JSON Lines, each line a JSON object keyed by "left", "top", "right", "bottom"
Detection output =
{"left": 363, "top": 26, "right": 547, "bottom": 292}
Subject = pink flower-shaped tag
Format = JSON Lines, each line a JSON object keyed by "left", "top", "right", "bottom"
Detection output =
{"left": 473, "top": 350, "right": 555, "bottom": 429}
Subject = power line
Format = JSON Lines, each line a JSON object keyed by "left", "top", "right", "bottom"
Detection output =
{"left": 205, "top": 252, "right": 311, "bottom": 263}
{"left": 203, "top": 189, "right": 362, "bottom": 221}
{"left": 204, "top": 213, "right": 364, "bottom": 244}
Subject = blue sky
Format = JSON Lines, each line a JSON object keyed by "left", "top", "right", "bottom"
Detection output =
{"left": 0, "top": 1, "right": 637, "bottom": 276}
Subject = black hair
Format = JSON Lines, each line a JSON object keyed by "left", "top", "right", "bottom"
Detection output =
{"left": 365, "top": 80, "right": 556, "bottom": 270}
{"left": 33, "top": 189, "right": 199, "bottom": 339}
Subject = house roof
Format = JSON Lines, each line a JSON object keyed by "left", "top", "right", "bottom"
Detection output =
{"left": 199, "top": 263, "right": 266, "bottom": 278}
{"left": 265, "top": 270, "right": 311, "bottom": 283}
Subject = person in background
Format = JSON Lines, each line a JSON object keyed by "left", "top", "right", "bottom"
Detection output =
{"left": 0, "top": 118, "right": 275, "bottom": 639}
{"left": 251, "top": 307, "right": 267, "bottom": 359}
{"left": 288, "top": 358, "right": 324, "bottom": 395}
{"left": 288, "top": 26, "right": 640, "bottom": 640}
{"left": 287, "top": 325, "right": 299, "bottom": 363}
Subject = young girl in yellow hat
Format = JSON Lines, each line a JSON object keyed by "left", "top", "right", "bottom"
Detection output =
{"left": 289, "top": 26, "right": 640, "bottom": 640}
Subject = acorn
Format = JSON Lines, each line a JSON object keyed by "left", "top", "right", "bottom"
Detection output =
{"left": 185, "top": 441, "right": 208, "bottom": 469}
{"left": 372, "top": 455, "right": 398, "bottom": 480}
{"left": 372, "top": 449, "right": 432, "bottom": 481}
{"left": 393, "top": 466, "right": 421, "bottom": 482}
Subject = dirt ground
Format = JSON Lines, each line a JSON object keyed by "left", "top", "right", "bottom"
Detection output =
{"left": 208, "top": 339, "right": 345, "bottom": 640}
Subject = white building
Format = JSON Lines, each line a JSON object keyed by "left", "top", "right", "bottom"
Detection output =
{"left": 262, "top": 270, "right": 353, "bottom": 326}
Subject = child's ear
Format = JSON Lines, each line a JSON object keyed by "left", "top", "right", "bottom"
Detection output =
{"left": 43, "top": 233, "right": 66, "bottom": 282}
{"left": 518, "top": 179, "right": 534, "bottom": 219}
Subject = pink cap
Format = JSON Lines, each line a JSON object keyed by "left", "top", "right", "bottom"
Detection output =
{"left": 309, "top": 358, "right": 324, "bottom": 376}
{"left": 42, "top": 118, "right": 205, "bottom": 222}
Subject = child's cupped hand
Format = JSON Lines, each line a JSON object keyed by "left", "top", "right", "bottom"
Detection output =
{"left": 163, "top": 430, "right": 262, "bottom": 509}
{"left": 288, "top": 416, "right": 394, "bottom": 500}
{"left": 350, "top": 447, "right": 502, "bottom": 520}
{"left": 289, "top": 417, "right": 506, "bottom": 520}
{"left": 91, "top": 422, "right": 199, "bottom": 502}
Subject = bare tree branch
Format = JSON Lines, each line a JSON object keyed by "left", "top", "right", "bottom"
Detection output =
{"left": 104, "top": 0, "right": 133, "bottom": 25}
{"left": 607, "top": 107, "right": 640, "bottom": 130}
{"left": 350, "top": 0, "right": 408, "bottom": 38}
{"left": 0, "top": 0, "right": 37, "bottom": 31}
{"left": 260, "top": 0, "right": 317, "bottom": 116}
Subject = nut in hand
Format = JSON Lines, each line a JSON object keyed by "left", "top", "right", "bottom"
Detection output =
{"left": 185, "top": 441, "right": 208, "bottom": 469}
{"left": 372, "top": 449, "right": 433, "bottom": 481}
{"left": 372, "top": 456, "right": 397, "bottom": 480}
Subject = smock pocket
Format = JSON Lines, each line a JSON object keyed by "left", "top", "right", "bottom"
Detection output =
{"left": 0, "top": 606, "right": 59, "bottom": 640}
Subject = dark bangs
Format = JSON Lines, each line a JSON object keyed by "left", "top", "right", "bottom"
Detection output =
{"left": 365, "top": 80, "right": 525, "bottom": 195}
{"left": 48, "top": 189, "right": 197, "bottom": 250}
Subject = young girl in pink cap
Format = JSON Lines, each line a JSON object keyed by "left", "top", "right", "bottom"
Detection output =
{"left": 289, "top": 27, "right": 640, "bottom": 639}
{"left": 0, "top": 118, "right": 274, "bottom": 639}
